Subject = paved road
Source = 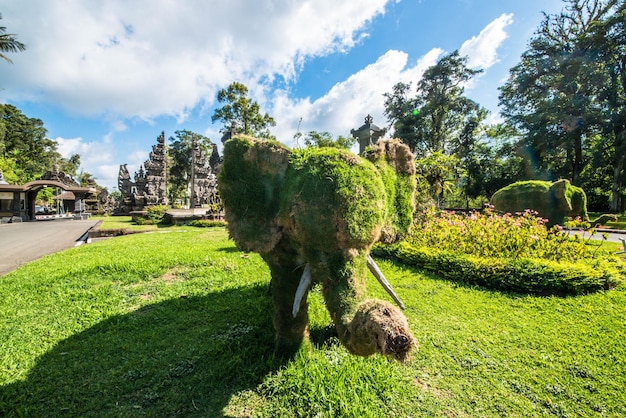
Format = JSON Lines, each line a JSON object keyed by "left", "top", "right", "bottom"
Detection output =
{"left": 0, "top": 219, "right": 99, "bottom": 276}
{"left": 566, "top": 229, "right": 626, "bottom": 244}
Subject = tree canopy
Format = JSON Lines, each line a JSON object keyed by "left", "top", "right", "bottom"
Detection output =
{"left": 384, "top": 51, "right": 490, "bottom": 207}
{"left": 499, "top": 0, "right": 625, "bottom": 210}
{"left": 211, "top": 82, "right": 276, "bottom": 140}
{"left": 0, "top": 104, "right": 94, "bottom": 187}
{"left": 384, "top": 51, "right": 486, "bottom": 158}
{"left": 167, "top": 130, "right": 213, "bottom": 203}
{"left": 297, "top": 131, "right": 356, "bottom": 149}
{"left": 0, "top": 13, "right": 26, "bottom": 64}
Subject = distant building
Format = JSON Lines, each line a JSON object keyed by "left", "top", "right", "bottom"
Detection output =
{"left": 0, "top": 166, "right": 96, "bottom": 222}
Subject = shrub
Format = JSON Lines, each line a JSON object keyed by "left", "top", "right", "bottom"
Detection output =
{"left": 377, "top": 242, "right": 622, "bottom": 295}
{"left": 407, "top": 206, "right": 588, "bottom": 262}
{"left": 374, "top": 207, "right": 624, "bottom": 295}
{"left": 136, "top": 204, "right": 170, "bottom": 225}
{"left": 188, "top": 219, "right": 227, "bottom": 228}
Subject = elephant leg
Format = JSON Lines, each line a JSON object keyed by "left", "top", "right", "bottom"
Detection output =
{"left": 261, "top": 241, "right": 310, "bottom": 358}
{"left": 314, "top": 251, "right": 415, "bottom": 361}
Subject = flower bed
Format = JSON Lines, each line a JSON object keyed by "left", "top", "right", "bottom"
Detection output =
{"left": 374, "top": 207, "right": 624, "bottom": 295}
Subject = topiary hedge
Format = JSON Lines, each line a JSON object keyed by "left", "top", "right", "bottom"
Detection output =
{"left": 374, "top": 242, "right": 623, "bottom": 296}
{"left": 187, "top": 219, "right": 227, "bottom": 228}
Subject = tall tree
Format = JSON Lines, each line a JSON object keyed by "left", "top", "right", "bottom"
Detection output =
{"left": 384, "top": 51, "right": 486, "bottom": 158}
{"left": 499, "top": 0, "right": 619, "bottom": 188}
{"left": 0, "top": 104, "right": 57, "bottom": 182}
{"left": 167, "top": 130, "right": 213, "bottom": 203}
{"left": 211, "top": 82, "right": 276, "bottom": 140}
{"left": 586, "top": 0, "right": 626, "bottom": 211}
{"left": 0, "top": 13, "right": 26, "bottom": 64}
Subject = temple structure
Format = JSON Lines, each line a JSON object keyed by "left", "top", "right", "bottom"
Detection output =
{"left": 117, "top": 131, "right": 222, "bottom": 214}
{"left": 351, "top": 114, "right": 387, "bottom": 154}
{"left": 117, "top": 132, "right": 168, "bottom": 212}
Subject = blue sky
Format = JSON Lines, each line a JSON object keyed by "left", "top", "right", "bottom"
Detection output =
{"left": 0, "top": 0, "right": 565, "bottom": 190}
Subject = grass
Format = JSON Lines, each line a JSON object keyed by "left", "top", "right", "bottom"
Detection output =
{"left": 1, "top": 226, "right": 625, "bottom": 416}
{"left": 90, "top": 215, "right": 159, "bottom": 231}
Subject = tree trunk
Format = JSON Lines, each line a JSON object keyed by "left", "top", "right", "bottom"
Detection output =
{"left": 610, "top": 153, "right": 625, "bottom": 213}
{"left": 572, "top": 132, "right": 583, "bottom": 185}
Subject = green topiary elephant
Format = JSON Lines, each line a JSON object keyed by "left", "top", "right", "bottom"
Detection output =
{"left": 490, "top": 179, "right": 588, "bottom": 227}
{"left": 218, "top": 135, "right": 417, "bottom": 361}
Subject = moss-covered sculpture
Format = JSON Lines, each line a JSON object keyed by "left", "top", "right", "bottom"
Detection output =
{"left": 490, "top": 179, "right": 588, "bottom": 226}
{"left": 218, "top": 136, "right": 416, "bottom": 360}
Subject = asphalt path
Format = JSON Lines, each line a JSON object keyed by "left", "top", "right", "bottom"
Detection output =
{"left": 566, "top": 229, "right": 626, "bottom": 244}
{"left": 0, "top": 219, "right": 99, "bottom": 276}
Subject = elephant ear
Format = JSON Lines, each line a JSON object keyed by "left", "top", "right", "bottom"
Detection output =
{"left": 218, "top": 135, "right": 291, "bottom": 253}
{"left": 363, "top": 139, "right": 416, "bottom": 243}
{"left": 569, "top": 184, "right": 588, "bottom": 220}
{"left": 551, "top": 179, "right": 573, "bottom": 214}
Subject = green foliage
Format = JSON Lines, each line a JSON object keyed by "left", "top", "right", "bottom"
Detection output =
{"left": 363, "top": 140, "right": 416, "bottom": 242}
{"left": 167, "top": 130, "right": 213, "bottom": 203}
{"left": 218, "top": 136, "right": 291, "bottom": 252}
{"left": 1, "top": 227, "right": 625, "bottom": 416}
{"left": 0, "top": 156, "right": 18, "bottom": 183}
{"left": 0, "top": 104, "right": 55, "bottom": 183}
{"left": 376, "top": 207, "right": 624, "bottom": 295}
{"left": 187, "top": 219, "right": 227, "bottom": 228}
{"left": 219, "top": 136, "right": 415, "bottom": 252}
{"left": 0, "top": 105, "right": 96, "bottom": 185}
{"left": 0, "top": 13, "right": 26, "bottom": 64}
{"left": 415, "top": 151, "right": 464, "bottom": 207}
{"left": 298, "top": 130, "right": 356, "bottom": 149}
{"left": 136, "top": 204, "right": 170, "bottom": 225}
{"left": 499, "top": 0, "right": 625, "bottom": 210}
{"left": 282, "top": 146, "right": 386, "bottom": 250}
{"left": 383, "top": 242, "right": 621, "bottom": 296}
{"left": 211, "top": 82, "right": 276, "bottom": 139}
{"left": 383, "top": 51, "right": 486, "bottom": 158}
{"left": 407, "top": 207, "right": 585, "bottom": 261}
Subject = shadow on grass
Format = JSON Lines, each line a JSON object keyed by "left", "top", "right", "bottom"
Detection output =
{"left": 0, "top": 284, "right": 281, "bottom": 417}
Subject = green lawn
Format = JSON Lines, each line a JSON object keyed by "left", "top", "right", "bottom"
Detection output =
{"left": 90, "top": 215, "right": 158, "bottom": 231}
{"left": 1, "top": 227, "right": 624, "bottom": 416}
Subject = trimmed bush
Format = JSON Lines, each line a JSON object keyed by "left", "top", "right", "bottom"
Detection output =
{"left": 188, "top": 219, "right": 227, "bottom": 228}
{"left": 373, "top": 208, "right": 624, "bottom": 295}
{"left": 491, "top": 179, "right": 588, "bottom": 226}
{"left": 376, "top": 242, "right": 622, "bottom": 296}
{"left": 135, "top": 204, "right": 170, "bottom": 225}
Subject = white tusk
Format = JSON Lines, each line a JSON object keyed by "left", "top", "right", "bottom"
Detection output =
{"left": 292, "top": 264, "right": 312, "bottom": 318}
{"left": 367, "top": 255, "right": 406, "bottom": 310}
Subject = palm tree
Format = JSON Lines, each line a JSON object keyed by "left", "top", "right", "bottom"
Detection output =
{"left": 0, "top": 13, "right": 26, "bottom": 64}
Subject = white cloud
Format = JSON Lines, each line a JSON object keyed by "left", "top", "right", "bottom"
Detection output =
{"left": 270, "top": 48, "right": 443, "bottom": 146}
{"left": 0, "top": 0, "right": 391, "bottom": 120}
{"left": 54, "top": 136, "right": 117, "bottom": 186}
{"left": 267, "top": 14, "right": 515, "bottom": 147}
{"left": 459, "top": 13, "right": 514, "bottom": 69}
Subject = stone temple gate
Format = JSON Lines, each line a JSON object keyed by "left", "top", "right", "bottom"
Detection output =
{"left": 0, "top": 166, "right": 97, "bottom": 222}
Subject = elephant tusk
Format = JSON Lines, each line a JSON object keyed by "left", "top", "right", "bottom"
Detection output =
{"left": 292, "top": 264, "right": 312, "bottom": 318}
{"left": 367, "top": 255, "right": 406, "bottom": 310}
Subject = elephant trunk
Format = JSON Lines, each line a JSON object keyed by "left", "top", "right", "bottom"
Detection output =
{"left": 317, "top": 252, "right": 415, "bottom": 361}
